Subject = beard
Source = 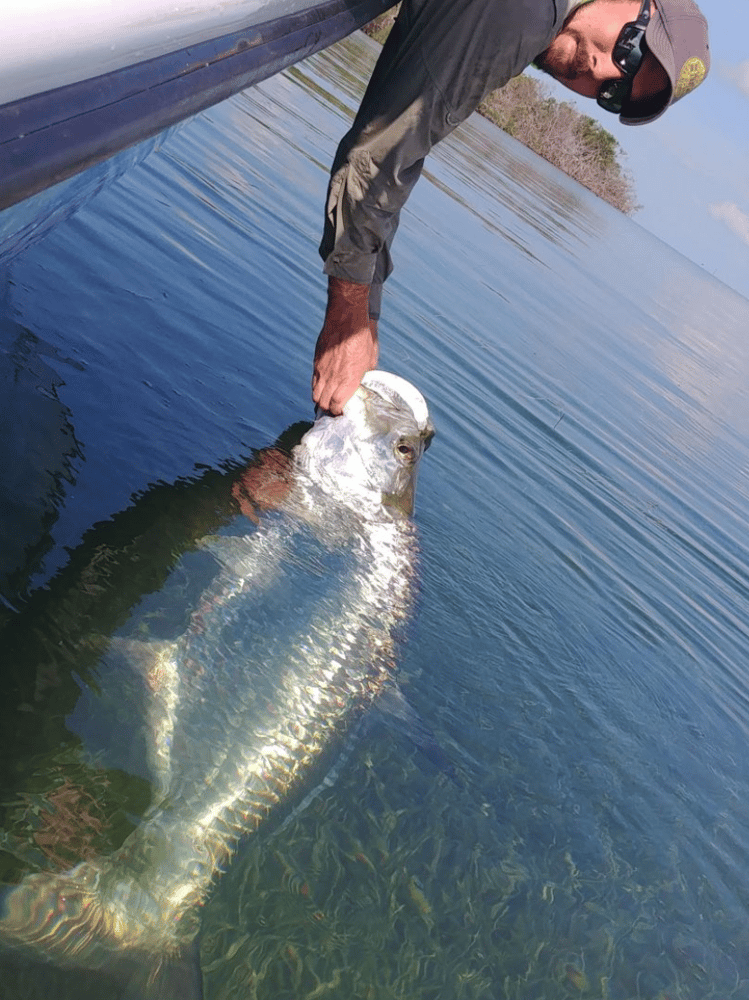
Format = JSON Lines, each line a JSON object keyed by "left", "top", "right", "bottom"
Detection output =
{"left": 533, "top": 2, "right": 593, "bottom": 81}
{"left": 534, "top": 36, "right": 587, "bottom": 82}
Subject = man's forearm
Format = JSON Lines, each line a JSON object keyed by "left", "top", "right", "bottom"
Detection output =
{"left": 324, "top": 276, "right": 372, "bottom": 328}
{"left": 312, "top": 278, "right": 379, "bottom": 416}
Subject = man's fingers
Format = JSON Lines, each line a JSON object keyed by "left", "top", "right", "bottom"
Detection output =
{"left": 312, "top": 373, "right": 357, "bottom": 415}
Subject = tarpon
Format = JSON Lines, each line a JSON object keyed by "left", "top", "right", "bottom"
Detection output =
{"left": 0, "top": 371, "right": 434, "bottom": 995}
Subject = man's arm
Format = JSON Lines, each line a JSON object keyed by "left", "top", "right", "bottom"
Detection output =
{"left": 313, "top": 0, "right": 561, "bottom": 412}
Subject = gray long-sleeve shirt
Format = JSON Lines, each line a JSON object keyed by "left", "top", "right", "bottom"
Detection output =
{"left": 319, "top": 0, "right": 569, "bottom": 316}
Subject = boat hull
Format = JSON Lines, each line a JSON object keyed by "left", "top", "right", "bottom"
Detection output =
{"left": 0, "top": 0, "right": 391, "bottom": 215}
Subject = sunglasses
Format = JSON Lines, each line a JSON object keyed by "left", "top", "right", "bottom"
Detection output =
{"left": 597, "top": 0, "right": 651, "bottom": 114}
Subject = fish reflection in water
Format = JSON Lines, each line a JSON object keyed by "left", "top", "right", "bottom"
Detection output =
{"left": 0, "top": 371, "right": 434, "bottom": 998}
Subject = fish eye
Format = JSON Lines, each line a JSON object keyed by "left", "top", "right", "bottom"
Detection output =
{"left": 395, "top": 441, "right": 416, "bottom": 462}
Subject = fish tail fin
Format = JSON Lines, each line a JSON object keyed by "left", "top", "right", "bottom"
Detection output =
{"left": 0, "top": 862, "right": 113, "bottom": 963}
{"left": 1, "top": 866, "right": 203, "bottom": 999}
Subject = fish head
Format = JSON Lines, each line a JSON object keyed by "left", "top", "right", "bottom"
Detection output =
{"left": 298, "top": 371, "right": 434, "bottom": 516}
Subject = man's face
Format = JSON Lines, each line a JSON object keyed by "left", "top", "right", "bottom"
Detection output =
{"left": 536, "top": 0, "right": 669, "bottom": 107}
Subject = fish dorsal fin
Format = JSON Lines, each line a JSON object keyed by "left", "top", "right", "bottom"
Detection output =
{"left": 198, "top": 529, "right": 287, "bottom": 587}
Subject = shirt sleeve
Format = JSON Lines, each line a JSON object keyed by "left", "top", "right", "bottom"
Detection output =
{"left": 319, "top": 0, "right": 559, "bottom": 293}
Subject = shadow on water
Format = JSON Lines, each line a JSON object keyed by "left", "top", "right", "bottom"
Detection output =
{"left": 0, "top": 949, "right": 136, "bottom": 1000}
{"left": 0, "top": 316, "right": 84, "bottom": 617}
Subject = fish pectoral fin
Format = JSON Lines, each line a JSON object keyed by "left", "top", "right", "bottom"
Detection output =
{"left": 104, "top": 635, "right": 180, "bottom": 678}
{"left": 372, "top": 685, "right": 462, "bottom": 786}
{"left": 103, "top": 635, "right": 181, "bottom": 795}
{"left": 123, "top": 941, "right": 203, "bottom": 1000}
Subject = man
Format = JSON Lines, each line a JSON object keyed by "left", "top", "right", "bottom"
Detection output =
{"left": 312, "top": 0, "right": 709, "bottom": 414}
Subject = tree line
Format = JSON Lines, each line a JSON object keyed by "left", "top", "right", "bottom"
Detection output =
{"left": 362, "top": 8, "right": 639, "bottom": 215}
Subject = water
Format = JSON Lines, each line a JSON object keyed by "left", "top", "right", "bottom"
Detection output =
{"left": 3, "top": 28, "right": 749, "bottom": 1000}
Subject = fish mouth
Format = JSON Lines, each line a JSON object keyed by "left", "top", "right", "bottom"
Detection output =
{"left": 358, "top": 371, "right": 433, "bottom": 439}
{"left": 316, "top": 372, "right": 434, "bottom": 441}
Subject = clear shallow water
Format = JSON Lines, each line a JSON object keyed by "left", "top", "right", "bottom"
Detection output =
{"left": 3, "top": 29, "right": 749, "bottom": 1000}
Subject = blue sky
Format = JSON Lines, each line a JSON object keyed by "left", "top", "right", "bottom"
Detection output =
{"left": 531, "top": 0, "right": 749, "bottom": 302}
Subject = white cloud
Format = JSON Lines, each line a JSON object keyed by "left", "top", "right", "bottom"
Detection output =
{"left": 709, "top": 201, "right": 749, "bottom": 247}
{"left": 723, "top": 60, "right": 749, "bottom": 98}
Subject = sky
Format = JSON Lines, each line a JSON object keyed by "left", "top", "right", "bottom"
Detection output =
{"left": 529, "top": 0, "right": 749, "bottom": 302}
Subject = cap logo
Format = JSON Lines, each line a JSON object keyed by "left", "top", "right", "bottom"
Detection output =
{"left": 673, "top": 57, "right": 707, "bottom": 100}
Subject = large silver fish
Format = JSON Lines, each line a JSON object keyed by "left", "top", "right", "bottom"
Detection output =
{"left": 0, "top": 370, "right": 434, "bottom": 994}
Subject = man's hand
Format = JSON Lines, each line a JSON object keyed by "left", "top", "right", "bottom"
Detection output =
{"left": 312, "top": 277, "right": 379, "bottom": 415}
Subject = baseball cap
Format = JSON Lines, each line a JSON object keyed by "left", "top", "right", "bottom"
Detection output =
{"left": 621, "top": 0, "right": 710, "bottom": 125}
